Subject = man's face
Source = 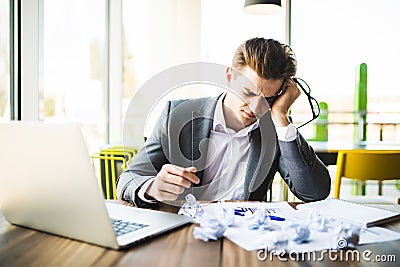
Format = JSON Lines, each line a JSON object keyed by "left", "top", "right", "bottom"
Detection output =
{"left": 224, "top": 66, "right": 284, "bottom": 128}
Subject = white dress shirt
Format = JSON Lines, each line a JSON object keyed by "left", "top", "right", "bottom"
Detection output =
{"left": 198, "top": 97, "right": 259, "bottom": 200}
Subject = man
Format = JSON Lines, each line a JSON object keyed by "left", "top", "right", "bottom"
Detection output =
{"left": 117, "top": 38, "right": 331, "bottom": 208}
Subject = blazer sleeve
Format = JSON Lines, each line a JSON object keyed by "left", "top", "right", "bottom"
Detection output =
{"left": 277, "top": 131, "right": 331, "bottom": 202}
{"left": 116, "top": 102, "right": 171, "bottom": 207}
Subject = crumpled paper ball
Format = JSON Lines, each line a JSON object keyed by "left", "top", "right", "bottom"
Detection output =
{"left": 247, "top": 208, "right": 280, "bottom": 231}
{"left": 249, "top": 207, "right": 268, "bottom": 230}
{"left": 271, "top": 231, "right": 289, "bottom": 251}
{"left": 179, "top": 194, "right": 204, "bottom": 219}
{"left": 307, "top": 208, "right": 336, "bottom": 232}
{"left": 331, "top": 223, "right": 361, "bottom": 249}
{"left": 193, "top": 203, "right": 234, "bottom": 242}
{"left": 287, "top": 223, "right": 310, "bottom": 243}
{"left": 193, "top": 217, "right": 227, "bottom": 241}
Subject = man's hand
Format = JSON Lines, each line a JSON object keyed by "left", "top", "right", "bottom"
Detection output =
{"left": 271, "top": 78, "right": 301, "bottom": 127}
{"left": 146, "top": 164, "right": 200, "bottom": 201}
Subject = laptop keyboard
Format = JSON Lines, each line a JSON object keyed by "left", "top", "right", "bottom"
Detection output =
{"left": 111, "top": 218, "right": 149, "bottom": 237}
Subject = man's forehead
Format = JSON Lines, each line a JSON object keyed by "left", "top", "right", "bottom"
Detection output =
{"left": 236, "top": 71, "right": 283, "bottom": 94}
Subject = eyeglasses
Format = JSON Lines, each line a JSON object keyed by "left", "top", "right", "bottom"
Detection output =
{"left": 240, "top": 78, "right": 320, "bottom": 128}
{"left": 292, "top": 77, "right": 320, "bottom": 129}
{"left": 264, "top": 88, "right": 283, "bottom": 106}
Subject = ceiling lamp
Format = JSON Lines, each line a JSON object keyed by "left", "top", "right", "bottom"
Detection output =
{"left": 244, "top": 0, "right": 282, "bottom": 15}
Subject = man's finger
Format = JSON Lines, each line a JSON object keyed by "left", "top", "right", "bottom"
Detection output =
{"left": 184, "top": 166, "right": 197, "bottom": 173}
{"left": 157, "top": 190, "right": 178, "bottom": 201}
{"left": 162, "top": 172, "right": 198, "bottom": 188}
{"left": 164, "top": 164, "right": 200, "bottom": 184}
{"left": 158, "top": 180, "right": 185, "bottom": 195}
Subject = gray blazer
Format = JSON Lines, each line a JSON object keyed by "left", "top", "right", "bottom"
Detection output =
{"left": 117, "top": 95, "right": 331, "bottom": 207}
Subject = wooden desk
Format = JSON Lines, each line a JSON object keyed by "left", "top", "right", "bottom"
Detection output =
{"left": 309, "top": 141, "right": 400, "bottom": 165}
{"left": 1, "top": 202, "right": 399, "bottom": 267}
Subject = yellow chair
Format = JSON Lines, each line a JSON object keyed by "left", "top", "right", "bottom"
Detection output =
{"left": 91, "top": 146, "right": 137, "bottom": 199}
{"left": 334, "top": 150, "right": 400, "bottom": 203}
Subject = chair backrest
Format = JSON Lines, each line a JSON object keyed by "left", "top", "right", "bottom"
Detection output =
{"left": 334, "top": 150, "right": 400, "bottom": 198}
{"left": 91, "top": 146, "right": 137, "bottom": 200}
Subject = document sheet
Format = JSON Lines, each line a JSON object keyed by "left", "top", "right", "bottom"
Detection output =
{"left": 183, "top": 201, "right": 400, "bottom": 252}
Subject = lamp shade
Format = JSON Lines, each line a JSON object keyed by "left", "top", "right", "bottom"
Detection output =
{"left": 244, "top": 0, "right": 282, "bottom": 15}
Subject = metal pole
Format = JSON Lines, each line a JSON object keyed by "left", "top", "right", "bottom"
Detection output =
{"left": 285, "top": 0, "right": 291, "bottom": 46}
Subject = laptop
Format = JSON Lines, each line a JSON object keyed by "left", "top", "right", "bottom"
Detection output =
{"left": 0, "top": 122, "right": 192, "bottom": 249}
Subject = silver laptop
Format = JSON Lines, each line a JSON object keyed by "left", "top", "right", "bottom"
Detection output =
{"left": 0, "top": 122, "right": 192, "bottom": 249}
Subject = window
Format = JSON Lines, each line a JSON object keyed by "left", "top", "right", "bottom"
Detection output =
{"left": 291, "top": 0, "right": 400, "bottom": 142}
{"left": 41, "top": 0, "right": 107, "bottom": 153}
{"left": 122, "top": 0, "right": 206, "bottom": 144}
{"left": 122, "top": 0, "right": 287, "bottom": 145}
{"left": 0, "top": 0, "right": 10, "bottom": 121}
{"left": 201, "top": 0, "right": 286, "bottom": 65}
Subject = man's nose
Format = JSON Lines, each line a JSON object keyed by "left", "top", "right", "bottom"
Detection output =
{"left": 248, "top": 96, "right": 269, "bottom": 115}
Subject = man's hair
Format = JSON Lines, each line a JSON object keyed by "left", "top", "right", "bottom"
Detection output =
{"left": 232, "top": 37, "right": 297, "bottom": 80}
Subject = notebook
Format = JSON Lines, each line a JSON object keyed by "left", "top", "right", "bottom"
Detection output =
{"left": 0, "top": 122, "right": 192, "bottom": 249}
{"left": 297, "top": 198, "right": 400, "bottom": 227}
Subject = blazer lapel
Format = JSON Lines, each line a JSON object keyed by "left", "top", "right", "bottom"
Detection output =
{"left": 244, "top": 112, "right": 278, "bottom": 199}
{"left": 190, "top": 96, "right": 220, "bottom": 181}
{"left": 244, "top": 128, "right": 261, "bottom": 198}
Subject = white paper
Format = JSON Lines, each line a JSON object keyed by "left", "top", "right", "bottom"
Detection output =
{"left": 188, "top": 201, "right": 400, "bottom": 252}
{"left": 296, "top": 198, "right": 400, "bottom": 227}
{"left": 202, "top": 201, "right": 298, "bottom": 220}
{"left": 359, "top": 226, "right": 400, "bottom": 245}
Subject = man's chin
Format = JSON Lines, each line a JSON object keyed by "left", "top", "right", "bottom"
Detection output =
{"left": 241, "top": 117, "right": 257, "bottom": 128}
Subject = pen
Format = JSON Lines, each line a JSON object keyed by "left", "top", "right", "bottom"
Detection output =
{"left": 267, "top": 215, "right": 286, "bottom": 221}
{"left": 234, "top": 210, "right": 286, "bottom": 221}
{"left": 234, "top": 210, "right": 244, "bottom": 216}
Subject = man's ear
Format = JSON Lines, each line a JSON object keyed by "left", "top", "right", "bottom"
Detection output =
{"left": 225, "top": 67, "right": 233, "bottom": 84}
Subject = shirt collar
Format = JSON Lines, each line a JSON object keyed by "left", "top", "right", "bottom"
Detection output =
{"left": 212, "top": 94, "right": 259, "bottom": 136}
